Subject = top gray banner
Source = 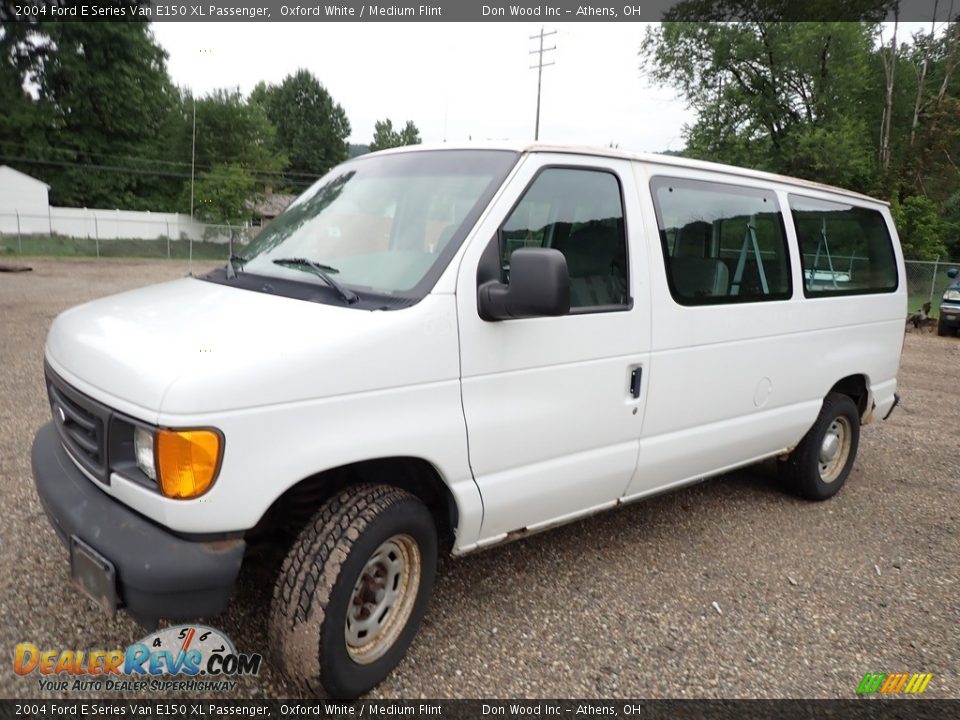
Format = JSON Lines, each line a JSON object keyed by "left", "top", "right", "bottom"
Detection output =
{"left": 2, "top": 0, "right": 956, "bottom": 22}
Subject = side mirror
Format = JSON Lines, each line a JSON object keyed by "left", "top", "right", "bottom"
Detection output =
{"left": 948, "top": 268, "right": 959, "bottom": 279}
{"left": 478, "top": 247, "right": 570, "bottom": 321}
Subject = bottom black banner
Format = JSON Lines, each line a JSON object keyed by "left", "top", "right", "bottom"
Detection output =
{"left": 1, "top": 700, "right": 958, "bottom": 720}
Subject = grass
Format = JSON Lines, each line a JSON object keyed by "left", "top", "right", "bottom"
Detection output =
{"left": 907, "top": 272, "right": 958, "bottom": 319}
{"left": 907, "top": 294, "right": 936, "bottom": 318}
{"left": 0, "top": 235, "right": 231, "bottom": 261}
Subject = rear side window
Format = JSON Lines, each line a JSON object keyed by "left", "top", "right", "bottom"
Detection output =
{"left": 788, "top": 195, "right": 898, "bottom": 297}
{"left": 501, "top": 168, "right": 628, "bottom": 310}
{"left": 651, "top": 177, "right": 792, "bottom": 305}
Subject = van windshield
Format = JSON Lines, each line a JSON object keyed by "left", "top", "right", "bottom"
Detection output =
{"left": 239, "top": 150, "right": 518, "bottom": 301}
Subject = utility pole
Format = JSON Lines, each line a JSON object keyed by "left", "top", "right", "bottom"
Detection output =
{"left": 190, "top": 48, "right": 213, "bottom": 219}
{"left": 529, "top": 26, "right": 556, "bottom": 141}
{"left": 190, "top": 97, "right": 196, "bottom": 218}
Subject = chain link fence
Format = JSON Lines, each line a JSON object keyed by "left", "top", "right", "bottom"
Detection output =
{"left": 798, "top": 253, "right": 959, "bottom": 317}
{"left": 2, "top": 210, "right": 957, "bottom": 315}
{"left": 0, "top": 211, "right": 258, "bottom": 261}
{"left": 904, "top": 258, "right": 960, "bottom": 317}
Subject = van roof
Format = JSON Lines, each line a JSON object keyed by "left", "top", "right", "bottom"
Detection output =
{"left": 374, "top": 141, "right": 888, "bottom": 207}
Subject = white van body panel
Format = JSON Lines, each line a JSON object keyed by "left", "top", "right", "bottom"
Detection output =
{"left": 455, "top": 153, "right": 652, "bottom": 545}
{"left": 622, "top": 163, "right": 907, "bottom": 498}
{"left": 45, "top": 285, "right": 482, "bottom": 538}
{"left": 47, "top": 278, "right": 462, "bottom": 414}
{"left": 117, "top": 376, "right": 482, "bottom": 539}
{"left": 39, "top": 144, "right": 907, "bottom": 554}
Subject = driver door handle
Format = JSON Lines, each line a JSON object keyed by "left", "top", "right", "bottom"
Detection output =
{"left": 629, "top": 367, "right": 642, "bottom": 399}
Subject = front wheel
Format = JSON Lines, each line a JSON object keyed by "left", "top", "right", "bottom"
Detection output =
{"left": 779, "top": 392, "right": 861, "bottom": 501}
{"left": 269, "top": 484, "right": 437, "bottom": 698}
{"left": 938, "top": 317, "right": 950, "bottom": 337}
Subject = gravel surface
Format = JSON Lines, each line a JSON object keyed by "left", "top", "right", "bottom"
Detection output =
{"left": 1, "top": 258, "right": 957, "bottom": 699}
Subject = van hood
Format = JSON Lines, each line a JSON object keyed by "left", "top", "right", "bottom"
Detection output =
{"left": 45, "top": 277, "right": 458, "bottom": 418}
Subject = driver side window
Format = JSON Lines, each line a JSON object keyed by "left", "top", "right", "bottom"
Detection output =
{"left": 501, "top": 168, "right": 629, "bottom": 310}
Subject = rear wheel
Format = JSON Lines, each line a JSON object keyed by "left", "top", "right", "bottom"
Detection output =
{"left": 779, "top": 392, "right": 860, "bottom": 501}
{"left": 268, "top": 484, "right": 437, "bottom": 698}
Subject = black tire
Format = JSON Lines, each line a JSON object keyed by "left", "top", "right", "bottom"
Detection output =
{"left": 938, "top": 317, "right": 949, "bottom": 337}
{"left": 269, "top": 484, "right": 437, "bottom": 698}
{"left": 779, "top": 392, "right": 860, "bottom": 501}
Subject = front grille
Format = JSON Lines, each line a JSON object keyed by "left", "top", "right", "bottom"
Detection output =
{"left": 46, "top": 366, "right": 110, "bottom": 484}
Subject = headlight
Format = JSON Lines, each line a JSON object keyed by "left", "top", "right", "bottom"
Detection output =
{"left": 155, "top": 429, "right": 222, "bottom": 499}
{"left": 133, "top": 426, "right": 156, "bottom": 481}
{"left": 944, "top": 290, "right": 960, "bottom": 302}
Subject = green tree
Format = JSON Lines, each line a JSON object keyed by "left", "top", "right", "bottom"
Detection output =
{"left": 176, "top": 88, "right": 287, "bottom": 215}
{"left": 188, "top": 89, "right": 283, "bottom": 174}
{"left": 642, "top": 20, "right": 880, "bottom": 191}
{"left": 897, "top": 22, "right": 960, "bottom": 203}
{"left": 398, "top": 120, "right": 421, "bottom": 147}
{"left": 891, "top": 195, "right": 949, "bottom": 260}
{"left": 642, "top": 10, "right": 960, "bottom": 264}
{"left": 250, "top": 69, "right": 350, "bottom": 181}
{"left": 192, "top": 162, "right": 257, "bottom": 225}
{"left": 0, "top": 23, "right": 51, "bottom": 167}
{"left": 942, "top": 192, "right": 960, "bottom": 260}
{"left": 1, "top": 22, "right": 180, "bottom": 209}
{"left": 368, "top": 119, "right": 422, "bottom": 152}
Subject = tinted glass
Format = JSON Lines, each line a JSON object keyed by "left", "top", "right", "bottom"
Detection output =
{"left": 241, "top": 150, "right": 517, "bottom": 296}
{"left": 501, "top": 168, "right": 628, "bottom": 309}
{"left": 789, "top": 195, "right": 898, "bottom": 296}
{"left": 651, "top": 177, "right": 791, "bottom": 305}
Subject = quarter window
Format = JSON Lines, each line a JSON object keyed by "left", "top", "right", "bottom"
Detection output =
{"left": 501, "top": 168, "right": 629, "bottom": 310}
{"left": 788, "top": 195, "right": 898, "bottom": 296}
{"left": 651, "top": 177, "right": 792, "bottom": 305}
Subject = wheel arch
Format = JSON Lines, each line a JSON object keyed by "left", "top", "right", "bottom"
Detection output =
{"left": 250, "top": 456, "right": 460, "bottom": 553}
{"left": 828, "top": 374, "right": 871, "bottom": 421}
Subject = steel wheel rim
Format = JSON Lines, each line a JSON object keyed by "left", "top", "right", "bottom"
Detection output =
{"left": 344, "top": 534, "right": 421, "bottom": 665}
{"left": 818, "top": 416, "right": 851, "bottom": 483}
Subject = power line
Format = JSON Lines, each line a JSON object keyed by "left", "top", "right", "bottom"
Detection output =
{"left": 529, "top": 26, "right": 557, "bottom": 142}
{"left": 0, "top": 139, "right": 324, "bottom": 179}
{"left": 0, "top": 154, "right": 188, "bottom": 179}
{"left": 0, "top": 154, "right": 317, "bottom": 189}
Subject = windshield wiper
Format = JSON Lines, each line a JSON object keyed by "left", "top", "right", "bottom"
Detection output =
{"left": 272, "top": 257, "right": 359, "bottom": 304}
{"left": 226, "top": 254, "right": 247, "bottom": 279}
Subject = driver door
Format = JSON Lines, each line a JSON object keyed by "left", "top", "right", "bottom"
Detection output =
{"left": 455, "top": 153, "right": 652, "bottom": 545}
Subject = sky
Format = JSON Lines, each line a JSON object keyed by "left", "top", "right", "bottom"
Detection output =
{"left": 150, "top": 22, "right": 941, "bottom": 156}
{"left": 150, "top": 23, "right": 694, "bottom": 154}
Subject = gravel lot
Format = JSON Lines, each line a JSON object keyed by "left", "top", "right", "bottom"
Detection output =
{"left": 1, "top": 258, "right": 958, "bottom": 699}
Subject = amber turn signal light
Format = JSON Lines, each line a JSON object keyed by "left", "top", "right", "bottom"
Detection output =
{"left": 155, "top": 429, "right": 222, "bottom": 499}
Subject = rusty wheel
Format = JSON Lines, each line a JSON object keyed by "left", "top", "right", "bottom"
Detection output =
{"left": 344, "top": 534, "right": 422, "bottom": 665}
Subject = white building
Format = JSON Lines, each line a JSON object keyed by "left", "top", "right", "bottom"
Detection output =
{"left": 0, "top": 165, "right": 50, "bottom": 217}
{"left": 0, "top": 165, "right": 217, "bottom": 241}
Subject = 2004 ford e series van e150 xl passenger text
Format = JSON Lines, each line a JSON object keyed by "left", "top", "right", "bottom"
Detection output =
{"left": 32, "top": 144, "right": 906, "bottom": 697}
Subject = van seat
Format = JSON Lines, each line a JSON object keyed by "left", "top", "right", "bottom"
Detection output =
{"left": 669, "top": 257, "right": 729, "bottom": 298}
{"left": 552, "top": 221, "right": 627, "bottom": 307}
{"left": 675, "top": 220, "right": 712, "bottom": 258}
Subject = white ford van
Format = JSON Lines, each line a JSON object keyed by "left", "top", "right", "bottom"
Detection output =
{"left": 32, "top": 144, "right": 905, "bottom": 697}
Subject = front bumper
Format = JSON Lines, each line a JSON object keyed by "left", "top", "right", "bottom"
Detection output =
{"left": 31, "top": 422, "right": 245, "bottom": 627}
{"left": 939, "top": 304, "right": 960, "bottom": 328}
